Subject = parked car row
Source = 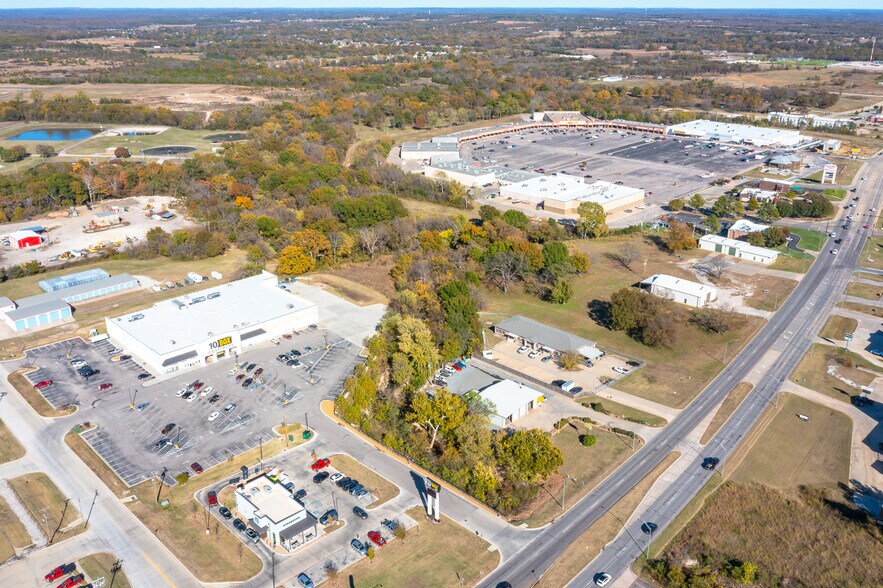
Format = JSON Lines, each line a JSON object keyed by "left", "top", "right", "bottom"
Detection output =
{"left": 44, "top": 563, "right": 89, "bottom": 588}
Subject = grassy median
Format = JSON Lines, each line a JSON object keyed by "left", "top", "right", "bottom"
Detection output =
{"left": 700, "top": 382, "right": 752, "bottom": 445}
{"left": 7, "top": 473, "right": 85, "bottom": 542}
{"left": 328, "top": 453, "right": 399, "bottom": 508}
{"left": 7, "top": 369, "right": 76, "bottom": 417}
{"left": 0, "top": 419, "right": 25, "bottom": 464}
{"left": 78, "top": 552, "right": 132, "bottom": 588}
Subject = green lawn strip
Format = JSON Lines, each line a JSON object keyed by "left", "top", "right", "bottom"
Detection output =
{"left": 845, "top": 281, "right": 882, "bottom": 301}
{"left": 819, "top": 315, "right": 858, "bottom": 340}
{"left": 581, "top": 397, "right": 668, "bottom": 427}
{"left": 789, "top": 343, "right": 882, "bottom": 403}
{"left": 786, "top": 227, "right": 824, "bottom": 251}
{"left": 518, "top": 423, "right": 639, "bottom": 527}
{"left": 7, "top": 473, "right": 85, "bottom": 542}
{"left": 325, "top": 506, "right": 500, "bottom": 588}
{"left": 78, "top": 553, "right": 132, "bottom": 588}
{"left": 0, "top": 419, "right": 26, "bottom": 464}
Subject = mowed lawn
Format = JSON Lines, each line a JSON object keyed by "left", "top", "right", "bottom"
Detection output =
{"left": 787, "top": 227, "right": 825, "bottom": 252}
{"left": 78, "top": 553, "right": 132, "bottom": 588}
{"left": 486, "top": 234, "right": 764, "bottom": 409}
{"left": 0, "top": 495, "right": 34, "bottom": 562}
{"left": 0, "top": 419, "right": 25, "bottom": 464}
{"left": 846, "top": 281, "right": 882, "bottom": 301}
{"left": 790, "top": 343, "right": 882, "bottom": 402}
{"left": 819, "top": 315, "right": 858, "bottom": 340}
{"left": 328, "top": 454, "right": 399, "bottom": 508}
{"left": 582, "top": 397, "right": 668, "bottom": 427}
{"left": 326, "top": 506, "right": 499, "bottom": 588}
{"left": 732, "top": 393, "right": 851, "bottom": 488}
{"left": 67, "top": 127, "right": 216, "bottom": 156}
{"left": 519, "top": 423, "right": 638, "bottom": 527}
{"left": 860, "top": 235, "right": 883, "bottom": 271}
{"left": 7, "top": 474, "right": 84, "bottom": 542}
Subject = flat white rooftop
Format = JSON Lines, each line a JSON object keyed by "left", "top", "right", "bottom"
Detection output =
{"left": 506, "top": 173, "right": 590, "bottom": 200}
{"left": 239, "top": 475, "right": 305, "bottom": 524}
{"left": 667, "top": 120, "right": 803, "bottom": 144}
{"left": 425, "top": 159, "right": 495, "bottom": 176}
{"left": 480, "top": 379, "right": 545, "bottom": 419}
{"left": 548, "top": 180, "right": 643, "bottom": 204}
{"left": 401, "top": 142, "right": 460, "bottom": 154}
{"left": 108, "top": 272, "right": 316, "bottom": 356}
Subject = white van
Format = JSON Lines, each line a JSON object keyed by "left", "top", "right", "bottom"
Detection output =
{"left": 560, "top": 381, "right": 576, "bottom": 393}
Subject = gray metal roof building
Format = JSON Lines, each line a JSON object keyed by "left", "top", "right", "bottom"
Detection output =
{"left": 493, "top": 315, "right": 597, "bottom": 356}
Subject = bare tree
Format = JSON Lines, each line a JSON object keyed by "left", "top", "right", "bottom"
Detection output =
{"left": 696, "top": 256, "right": 731, "bottom": 280}
{"left": 485, "top": 251, "right": 528, "bottom": 292}
{"left": 607, "top": 244, "right": 640, "bottom": 272}
{"left": 79, "top": 167, "right": 99, "bottom": 204}
{"left": 327, "top": 231, "right": 345, "bottom": 263}
{"left": 358, "top": 226, "right": 384, "bottom": 256}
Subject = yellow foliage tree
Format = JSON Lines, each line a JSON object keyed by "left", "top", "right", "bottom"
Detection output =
{"left": 276, "top": 246, "right": 315, "bottom": 276}
{"left": 234, "top": 196, "right": 254, "bottom": 209}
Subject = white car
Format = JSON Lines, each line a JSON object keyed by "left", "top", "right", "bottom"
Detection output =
{"left": 270, "top": 337, "right": 281, "bottom": 345}
{"left": 207, "top": 411, "right": 220, "bottom": 422}
{"left": 224, "top": 403, "right": 236, "bottom": 413}
{"left": 595, "top": 573, "right": 612, "bottom": 587}
{"left": 830, "top": 249, "right": 838, "bottom": 255}
{"left": 517, "top": 345, "right": 531, "bottom": 354}
{"left": 330, "top": 473, "right": 343, "bottom": 483}
{"left": 528, "top": 349, "right": 541, "bottom": 359}
{"left": 612, "top": 366, "right": 630, "bottom": 375}
{"left": 200, "top": 386, "right": 213, "bottom": 397}
{"left": 187, "top": 393, "right": 197, "bottom": 402}
{"left": 228, "top": 367, "right": 238, "bottom": 375}
{"left": 175, "top": 387, "right": 188, "bottom": 397}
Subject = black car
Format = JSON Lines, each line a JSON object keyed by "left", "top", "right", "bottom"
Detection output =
{"left": 161, "top": 423, "right": 176, "bottom": 435}
{"left": 241, "top": 378, "right": 253, "bottom": 388}
{"left": 293, "top": 489, "right": 307, "bottom": 501}
{"left": 289, "top": 349, "right": 302, "bottom": 357}
{"left": 702, "top": 457, "right": 720, "bottom": 470}
{"left": 137, "top": 372, "right": 150, "bottom": 380}
{"left": 175, "top": 282, "right": 184, "bottom": 288}
{"left": 336, "top": 476, "right": 351, "bottom": 488}
{"left": 313, "top": 471, "right": 330, "bottom": 483}
{"left": 80, "top": 368, "right": 99, "bottom": 379}
{"left": 233, "top": 518, "right": 247, "bottom": 532}
{"left": 208, "top": 394, "right": 221, "bottom": 403}
{"left": 245, "top": 363, "right": 256, "bottom": 372}
{"left": 154, "top": 438, "right": 170, "bottom": 449}
{"left": 353, "top": 506, "right": 368, "bottom": 520}
{"left": 219, "top": 507, "right": 232, "bottom": 519}
{"left": 287, "top": 359, "right": 301, "bottom": 367}
{"left": 276, "top": 355, "right": 289, "bottom": 364}
{"left": 342, "top": 479, "right": 359, "bottom": 491}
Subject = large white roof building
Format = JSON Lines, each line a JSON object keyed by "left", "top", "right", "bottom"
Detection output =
{"left": 500, "top": 174, "right": 644, "bottom": 214}
{"left": 478, "top": 379, "right": 545, "bottom": 429}
{"left": 699, "top": 234, "right": 779, "bottom": 264}
{"left": 665, "top": 120, "right": 806, "bottom": 147}
{"left": 640, "top": 274, "right": 717, "bottom": 308}
{"left": 105, "top": 271, "right": 318, "bottom": 375}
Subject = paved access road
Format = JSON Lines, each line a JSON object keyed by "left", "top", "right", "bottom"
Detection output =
{"left": 481, "top": 155, "right": 882, "bottom": 588}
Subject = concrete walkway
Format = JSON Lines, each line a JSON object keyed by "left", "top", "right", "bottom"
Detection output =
{"left": 599, "top": 388, "right": 682, "bottom": 422}
{"left": 0, "top": 478, "right": 46, "bottom": 548}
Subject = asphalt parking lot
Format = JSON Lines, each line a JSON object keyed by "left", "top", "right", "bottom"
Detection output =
{"left": 24, "top": 330, "right": 362, "bottom": 487}
{"left": 462, "top": 128, "right": 761, "bottom": 208}
{"left": 203, "top": 443, "right": 415, "bottom": 580}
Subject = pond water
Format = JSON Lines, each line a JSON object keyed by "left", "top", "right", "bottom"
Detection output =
{"left": 141, "top": 145, "right": 196, "bottom": 156}
{"left": 7, "top": 128, "right": 98, "bottom": 141}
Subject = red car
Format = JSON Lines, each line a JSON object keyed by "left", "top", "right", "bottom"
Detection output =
{"left": 99, "top": 383, "right": 113, "bottom": 391}
{"left": 193, "top": 382, "right": 204, "bottom": 391}
{"left": 45, "top": 564, "right": 76, "bottom": 582}
{"left": 235, "top": 374, "right": 246, "bottom": 382}
{"left": 864, "top": 224, "right": 870, "bottom": 229}
{"left": 191, "top": 462, "right": 204, "bottom": 474}
{"left": 34, "top": 380, "right": 52, "bottom": 389}
{"left": 57, "top": 575, "right": 84, "bottom": 588}
{"left": 207, "top": 491, "right": 218, "bottom": 507}
{"left": 367, "top": 530, "right": 386, "bottom": 547}
{"left": 310, "top": 458, "right": 331, "bottom": 471}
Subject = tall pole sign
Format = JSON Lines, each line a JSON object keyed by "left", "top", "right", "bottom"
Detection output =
{"left": 425, "top": 477, "right": 441, "bottom": 522}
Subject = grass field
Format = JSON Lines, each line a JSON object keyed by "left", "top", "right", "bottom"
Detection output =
{"left": 67, "top": 127, "right": 216, "bottom": 156}
{"left": 790, "top": 344, "right": 882, "bottom": 402}
{"left": 320, "top": 256, "right": 396, "bottom": 301}
{"left": 768, "top": 250, "right": 813, "bottom": 273}
{"left": 7, "top": 473, "right": 84, "bottom": 542}
{"left": 860, "top": 234, "right": 883, "bottom": 271}
{"left": 519, "top": 422, "right": 640, "bottom": 527}
{"left": 732, "top": 394, "right": 851, "bottom": 488}
{"left": 0, "top": 495, "right": 35, "bottom": 562}
{"left": 839, "top": 300, "right": 881, "bottom": 318}
{"left": 581, "top": 398, "right": 668, "bottom": 427}
{"left": 700, "top": 382, "right": 752, "bottom": 445}
{"left": 328, "top": 454, "right": 399, "bottom": 508}
{"left": 402, "top": 198, "right": 471, "bottom": 219}
{"left": 787, "top": 227, "right": 824, "bottom": 252}
{"left": 0, "top": 419, "right": 25, "bottom": 464}
{"left": 78, "top": 553, "right": 131, "bottom": 588}
{"left": 819, "top": 315, "right": 858, "bottom": 340}
{"left": 855, "top": 271, "right": 883, "bottom": 283}
{"left": 804, "top": 158, "right": 866, "bottom": 186}
{"left": 65, "top": 424, "right": 307, "bottom": 581}
{"left": 820, "top": 188, "right": 847, "bottom": 202}
{"left": 7, "top": 370, "right": 77, "bottom": 417}
{"left": 327, "top": 506, "right": 499, "bottom": 588}
{"left": 303, "top": 274, "right": 389, "bottom": 306}
{"left": 484, "top": 234, "right": 764, "bottom": 409}
{"left": 743, "top": 274, "right": 798, "bottom": 312}
{"left": 537, "top": 451, "right": 680, "bottom": 588}
{"left": 846, "top": 281, "right": 882, "bottom": 301}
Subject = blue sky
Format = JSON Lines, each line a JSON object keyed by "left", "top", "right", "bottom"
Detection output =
{"left": 1, "top": 1, "right": 880, "bottom": 8}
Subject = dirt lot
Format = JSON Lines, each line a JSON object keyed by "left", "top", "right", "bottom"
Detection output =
{"left": 789, "top": 344, "right": 882, "bottom": 402}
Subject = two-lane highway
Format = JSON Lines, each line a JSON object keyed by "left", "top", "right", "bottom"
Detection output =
{"left": 482, "top": 157, "right": 883, "bottom": 588}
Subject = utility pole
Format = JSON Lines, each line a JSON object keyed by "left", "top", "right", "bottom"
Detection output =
{"left": 259, "top": 436, "right": 264, "bottom": 471}
{"left": 85, "top": 490, "right": 98, "bottom": 529}
{"left": 305, "top": 411, "right": 310, "bottom": 431}
{"left": 156, "top": 468, "right": 168, "bottom": 504}
{"left": 272, "top": 552, "right": 276, "bottom": 588}
{"left": 109, "top": 559, "right": 123, "bottom": 588}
